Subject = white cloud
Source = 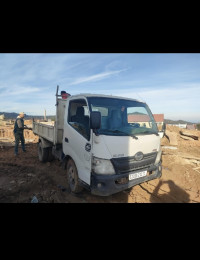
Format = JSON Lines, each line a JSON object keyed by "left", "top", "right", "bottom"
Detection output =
{"left": 70, "top": 69, "right": 127, "bottom": 85}
{"left": 0, "top": 86, "right": 40, "bottom": 97}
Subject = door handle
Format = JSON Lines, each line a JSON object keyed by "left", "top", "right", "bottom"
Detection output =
{"left": 65, "top": 137, "right": 69, "bottom": 143}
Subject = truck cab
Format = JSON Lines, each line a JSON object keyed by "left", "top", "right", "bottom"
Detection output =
{"left": 62, "top": 93, "right": 164, "bottom": 196}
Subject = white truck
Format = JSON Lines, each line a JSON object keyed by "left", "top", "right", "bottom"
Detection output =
{"left": 33, "top": 86, "right": 165, "bottom": 196}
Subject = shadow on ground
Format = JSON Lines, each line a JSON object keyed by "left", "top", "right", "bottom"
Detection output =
{"left": 150, "top": 180, "right": 190, "bottom": 203}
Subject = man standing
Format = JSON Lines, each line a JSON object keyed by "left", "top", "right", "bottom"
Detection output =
{"left": 13, "top": 112, "right": 27, "bottom": 156}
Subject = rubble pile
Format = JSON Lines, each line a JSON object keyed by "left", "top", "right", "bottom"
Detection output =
{"left": 0, "top": 121, "right": 38, "bottom": 147}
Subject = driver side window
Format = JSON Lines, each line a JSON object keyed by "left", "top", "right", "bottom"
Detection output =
{"left": 68, "top": 99, "right": 90, "bottom": 140}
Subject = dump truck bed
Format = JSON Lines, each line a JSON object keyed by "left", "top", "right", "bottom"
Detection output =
{"left": 33, "top": 121, "right": 55, "bottom": 143}
{"left": 32, "top": 89, "right": 67, "bottom": 145}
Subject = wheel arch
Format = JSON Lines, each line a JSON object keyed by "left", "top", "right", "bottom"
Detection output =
{"left": 66, "top": 157, "right": 83, "bottom": 193}
{"left": 62, "top": 154, "right": 72, "bottom": 170}
{"left": 38, "top": 137, "right": 53, "bottom": 148}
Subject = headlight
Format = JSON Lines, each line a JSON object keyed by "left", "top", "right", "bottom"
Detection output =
{"left": 92, "top": 157, "right": 115, "bottom": 175}
{"left": 155, "top": 148, "right": 162, "bottom": 165}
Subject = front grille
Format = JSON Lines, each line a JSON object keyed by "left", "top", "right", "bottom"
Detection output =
{"left": 111, "top": 152, "right": 157, "bottom": 174}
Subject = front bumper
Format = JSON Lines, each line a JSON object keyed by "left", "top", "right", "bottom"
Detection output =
{"left": 91, "top": 162, "right": 162, "bottom": 196}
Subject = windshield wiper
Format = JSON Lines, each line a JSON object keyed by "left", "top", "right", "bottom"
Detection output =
{"left": 139, "top": 131, "right": 159, "bottom": 136}
{"left": 106, "top": 129, "right": 138, "bottom": 139}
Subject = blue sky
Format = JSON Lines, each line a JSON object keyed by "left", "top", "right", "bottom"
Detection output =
{"left": 0, "top": 53, "right": 200, "bottom": 122}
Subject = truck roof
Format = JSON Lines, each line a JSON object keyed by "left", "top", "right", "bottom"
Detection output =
{"left": 69, "top": 93, "right": 145, "bottom": 103}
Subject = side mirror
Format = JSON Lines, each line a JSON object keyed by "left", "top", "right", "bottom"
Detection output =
{"left": 158, "top": 122, "right": 166, "bottom": 138}
{"left": 90, "top": 111, "right": 101, "bottom": 130}
{"left": 162, "top": 122, "right": 166, "bottom": 133}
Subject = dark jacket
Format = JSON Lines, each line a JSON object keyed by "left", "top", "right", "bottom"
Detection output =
{"left": 14, "top": 117, "right": 25, "bottom": 134}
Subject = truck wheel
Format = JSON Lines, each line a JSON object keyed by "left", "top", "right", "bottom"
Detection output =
{"left": 47, "top": 147, "right": 54, "bottom": 162}
{"left": 38, "top": 142, "right": 49, "bottom": 162}
{"left": 67, "top": 159, "right": 83, "bottom": 193}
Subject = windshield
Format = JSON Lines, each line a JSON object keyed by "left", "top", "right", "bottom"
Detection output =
{"left": 87, "top": 97, "right": 158, "bottom": 137}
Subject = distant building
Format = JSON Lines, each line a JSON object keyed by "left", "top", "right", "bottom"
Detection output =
{"left": 153, "top": 114, "right": 164, "bottom": 127}
{"left": 186, "top": 124, "right": 196, "bottom": 130}
{"left": 167, "top": 123, "right": 187, "bottom": 129}
{"left": 167, "top": 124, "right": 197, "bottom": 130}
{"left": 128, "top": 114, "right": 150, "bottom": 123}
{"left": 128, "top": 113, "right": 164, "bottom": 130}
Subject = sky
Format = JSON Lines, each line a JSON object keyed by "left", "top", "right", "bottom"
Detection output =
{"left": 0, "top": 53, "right": 200, "bottom": 123}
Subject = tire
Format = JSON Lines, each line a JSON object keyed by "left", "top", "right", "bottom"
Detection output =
{"left": 47, "top": 147, "right": 54, "bottom": 162}
{"left": 38, "top": 142, "right": 49, "bottom": 162}
{"left": 67, "top": 159, "right": 83, "bottom": 193}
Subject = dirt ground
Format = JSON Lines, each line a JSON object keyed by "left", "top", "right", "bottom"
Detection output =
{"left": 0, "top": 122, "right": 200, "bottom": 203}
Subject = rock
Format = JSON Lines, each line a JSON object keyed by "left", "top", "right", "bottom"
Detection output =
{"left": 180, "top": 135, "right": 194, "bottom": 141}
{"left": 31, "top": 196, "right": 38, "bottom": 203}
{"left": 180, "top": 130, "right": 199, "bottom": 140}
{"left": 162, "top": 146, "right": 177, "bottom": 150}
{"left": 18, "top": 180, "right": 25, "bottom": 185}
{"left": 27, "top": 173, "right": 35, "bottom": 177}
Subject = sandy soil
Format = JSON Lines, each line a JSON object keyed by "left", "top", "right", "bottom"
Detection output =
{"left": 0, "top": 123, "right": 200, "bottom": 203}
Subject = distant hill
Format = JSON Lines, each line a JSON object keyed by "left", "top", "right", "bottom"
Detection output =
{"left": 164, "top": 119, "right": 195, "bottom": 125}
{"left": 0, "top": 112, "right": 55, "bottom": 120}
{"left": 0, "top": 112, "right": 196, "bottom": 125}
{"left": 129, "top": 113, "right": 195, "bottom": 124}
{"left": 130, "top": 112, "right": 146, "bottom": 115}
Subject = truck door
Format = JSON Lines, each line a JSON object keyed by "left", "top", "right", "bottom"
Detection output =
{"left": 63, "top": 98, "right": 92, "bottom": 185}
